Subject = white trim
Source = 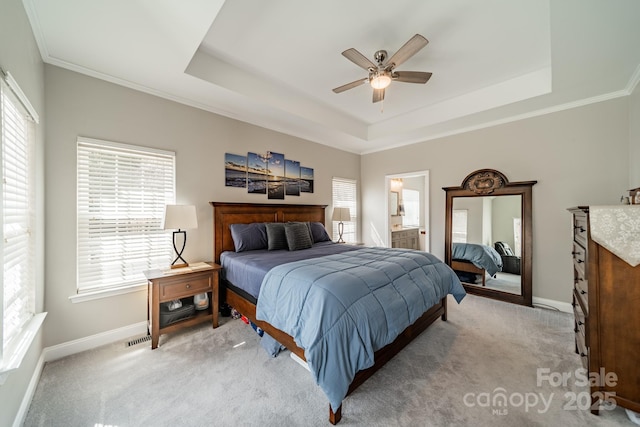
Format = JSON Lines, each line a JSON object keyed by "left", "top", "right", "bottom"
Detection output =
{"left": 42, "top": 321, "right": 148, "bottom": 362}
{"left": 0, "top": 313, "right": 47, "bottom": 385}
{"left": 77, "top": 136, "right": 175, "bottom": 157}
{"left": 532, "top": 296, "right": 573, "bottom": 314}
{"left": 69, "top": 283, "right": 146, "bottom": 304}
{"left": 12, "top": 352, "right": 45, "bottom": 427}
{"left": 0, "top": 70, "right": 39, "bottom": 123}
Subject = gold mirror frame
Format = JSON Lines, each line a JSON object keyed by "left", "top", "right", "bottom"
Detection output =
{"left": 443, "top": 169, "right": 537, "bottom": 306}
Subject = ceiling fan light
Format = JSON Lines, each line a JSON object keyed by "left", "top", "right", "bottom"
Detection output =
{"left": 370, "top": 74, "right": 391, "bottom": 89}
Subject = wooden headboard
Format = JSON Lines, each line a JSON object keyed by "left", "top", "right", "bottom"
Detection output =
{"left": 210, "top": 202, "right": 327, "bottom": 264}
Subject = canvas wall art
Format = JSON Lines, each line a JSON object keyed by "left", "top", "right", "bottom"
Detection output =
{"left": 226, "top": 151, "right": 313, "bottom": 198}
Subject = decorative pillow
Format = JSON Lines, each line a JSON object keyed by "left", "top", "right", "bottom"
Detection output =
{"left": 309, "top": 222, "right": 332, "bottom": 243}
{"left": 230, "top": 223, "right": 268, "bottom": 252}
{"left": 287, "top": 221, "right": 314, "bottom": 243}
{"left": 285, "top": 222, "right": 313, "bottom": 251}
{"left": 265, "top": 222, "right": 288, "bottom": 251}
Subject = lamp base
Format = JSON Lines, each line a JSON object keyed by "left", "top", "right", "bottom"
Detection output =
{"left": 337, "top": 221, "right": 345, "bottom": 243}
{"left": 170, "top": 262, "right": 189, "bottom": 269}
{"left": 171, "top": 230, "right": 189, "bottom": 269}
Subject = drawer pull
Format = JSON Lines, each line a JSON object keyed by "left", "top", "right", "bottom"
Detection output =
{"left": 574, "top": 226, "right": 585, "bottom": 232}
{"left": 576, "top": 259, "right": 584, "bottom": 264}
{"left": 577, "top": 320, "right": 584, "bottom": 326}
{"left": 185, "top": 284, "right": 191, "bottom": 289}
{"left": 580, "top": 352, "right": 588, "bottom": 358}
{"left": 580, "top": 290, "right": 587, "bottom": 295}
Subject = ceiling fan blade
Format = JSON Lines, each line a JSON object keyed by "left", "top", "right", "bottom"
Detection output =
{"left": 386, "top": 34, "right": 429, "bottom": 68}
{"left": 342, "top": 48, "right": 377, "bottom": 70}
{"left": 372, "top": 88, "right": 385, "bottom": 103}
{"left": 332, "top": 78, "right": 368, "bottom": 93}
{"left": 393, "top": 71, "right": 433, "bottom": 84}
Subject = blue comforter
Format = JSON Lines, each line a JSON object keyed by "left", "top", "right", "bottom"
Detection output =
{"left": 452, "top": 242, "right": 503, "bottom": 276}
{"left": 255, "top": 247, "right": 465, "bottom": 412}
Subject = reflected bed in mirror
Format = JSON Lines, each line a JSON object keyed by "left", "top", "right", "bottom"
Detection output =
{"left": 444, "top": 169, "right": 536, "bottom": 306}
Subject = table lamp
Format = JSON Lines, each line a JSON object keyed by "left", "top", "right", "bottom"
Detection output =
{"left": 332, "top": 207, "right": 351, "bottom": 243}
{"left": 163, "top": 204, "right": 198, "bottom": 268}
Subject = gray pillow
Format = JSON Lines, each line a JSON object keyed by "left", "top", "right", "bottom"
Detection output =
{"left": 230, "top": 223, "right": 268, "bottom": 252}
{"left": 309, "top": 222, "right": 332, "bottom": 243}
{"left": 287, "top": 221, "right": 314, "bottom": 243}
{"left": 265, "top": 223, "right": 288, "bottom": 251}
{"left": 285, "top": 222, "right": 313, "bottom": 251}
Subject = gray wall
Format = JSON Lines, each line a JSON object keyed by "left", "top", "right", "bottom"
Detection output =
{"left": 44, "top": 65, "right": 360, "bottom": 347}
{"left": 630, "top": 83, "right": 640, "bottom": 187}
{"left": 0, "top": 0, "right": 46, "bottom": 425}
{"left": 362, "top": 98, "right": 630, "bottom": 304}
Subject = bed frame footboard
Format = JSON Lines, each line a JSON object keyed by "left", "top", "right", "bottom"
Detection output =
{"left": 227, "top": 285, "right": 447, "bottom": 425}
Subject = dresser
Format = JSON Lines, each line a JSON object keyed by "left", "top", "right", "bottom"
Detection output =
{"left": 391, "top": 227, "right": 419, "bottom": 250}
{"left": 568, "top": 206, "right": 640, "bottom": 415}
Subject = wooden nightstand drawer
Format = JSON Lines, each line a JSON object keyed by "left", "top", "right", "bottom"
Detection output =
{"left": 160, "top": 275, "right": 211, "bottom": 301}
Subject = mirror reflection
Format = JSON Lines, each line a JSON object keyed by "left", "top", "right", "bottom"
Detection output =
{"left": 451, "top": 195, "right": 522, "bottom": 294}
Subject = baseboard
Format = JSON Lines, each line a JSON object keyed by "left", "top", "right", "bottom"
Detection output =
{"left": 42, "top": 321, "right": 148, "bottom": 362}
{"left": 12, "top": 352, "right": 46, "bottom": 427}
{"left": 532, "top": 296, "right": 573, "bottom": 314}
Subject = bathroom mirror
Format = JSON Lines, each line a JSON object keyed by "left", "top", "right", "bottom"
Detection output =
{"left": 443, "top": 169, "right": 536, "bottom": 306}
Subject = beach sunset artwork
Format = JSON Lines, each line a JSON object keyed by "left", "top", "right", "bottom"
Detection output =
{"left": 224, "top": 153, "right": 247, "bottom": 188}
{"left": 247, "top": 152, "right": 268, "bottom": 194}
{"left": 227, "top": 149, "right": 314, "bottom": 198}
{"left": 285, "top": 159, "right": 301, "bottom": 196}
{"left": 300, "top": 166, "right": 314, "bottom": 193}
{"left": 267, "top": 152, "right": 285, "bottom": 200}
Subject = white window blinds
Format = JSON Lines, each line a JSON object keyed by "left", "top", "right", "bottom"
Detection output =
{"left": 77, "top": 138, "right": 175, "bottom": 293}
{"left": 1, "top": 77, "right": 36, "bottom": 353}
{"left": 331, "top": 177, "right": 357, "bottom": 243}
{"left": 452, "top": 209, "right": 468, "bottom": 243}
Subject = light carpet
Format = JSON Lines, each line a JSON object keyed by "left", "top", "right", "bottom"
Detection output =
{"left": 24, "top": 295, "right": 634, "bottom": 426}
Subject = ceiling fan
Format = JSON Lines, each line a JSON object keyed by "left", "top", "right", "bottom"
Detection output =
{"left": 332, "top": 34, "right": 432, "bottom": 103}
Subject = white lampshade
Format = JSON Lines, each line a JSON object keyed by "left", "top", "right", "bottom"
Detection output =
{"left": 332, "top": 207, "right": 351, "bottom": 222}
{"left": 163, "top": 205, "right": 198, "bottom": 230}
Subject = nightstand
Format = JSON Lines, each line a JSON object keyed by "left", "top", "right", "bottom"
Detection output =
{"left": 144, "top": 262, "right": 222, "bottom": 349}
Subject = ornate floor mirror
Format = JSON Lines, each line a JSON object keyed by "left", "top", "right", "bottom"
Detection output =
{"left": 443, "top": 169, "right": 536, "bottom": 306}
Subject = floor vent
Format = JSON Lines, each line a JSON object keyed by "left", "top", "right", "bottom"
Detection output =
{"left": 126, "top": 335, "right": 151, "bottom": 347}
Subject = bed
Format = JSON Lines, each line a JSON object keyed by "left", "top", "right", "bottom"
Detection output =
{"left": 211, "top": 202, "right": 465, "bottom": 424}
{"left": 451, "top": 242, "right": 503, "bottom": 286}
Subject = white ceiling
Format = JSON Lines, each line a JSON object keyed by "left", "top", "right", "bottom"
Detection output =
{"left": 23, "top": 0, "right": 640, "bottom": 154}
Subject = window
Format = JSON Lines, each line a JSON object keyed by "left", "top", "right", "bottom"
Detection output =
{"left": 1, "top": 71, "right": 38, "bottom": 370}
{"left": 332, "top": 177, "right": 357, "bottom": 243}
{"left": 513, "top": 218, "right": 522, "bottom": 256}
{"left": 401, "top": 189, "right": 420, "bottom": 227}
{"left": 452, "top": 209, "right": 468, "bottom": 243}
{"left": 77, "top": 138, "right": 175, "bottom": 295}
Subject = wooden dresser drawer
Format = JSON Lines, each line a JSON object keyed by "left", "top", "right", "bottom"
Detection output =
{"left": 572, "top": 242, "right": 587, "bottom": 276}
{"left": 575, "top": 329, "right": 589, "bottom": 371}
{"left": 573, "top": 214, "right": 588, "bottom": 248}
{"left": 574, "top": 278, "right": 588, "bottom": 310}
{"left": 159, "top": 274, "right": 212, "bottom": 301}
{"left": 573, "top": 296, "right": 588, "bottom": 346}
